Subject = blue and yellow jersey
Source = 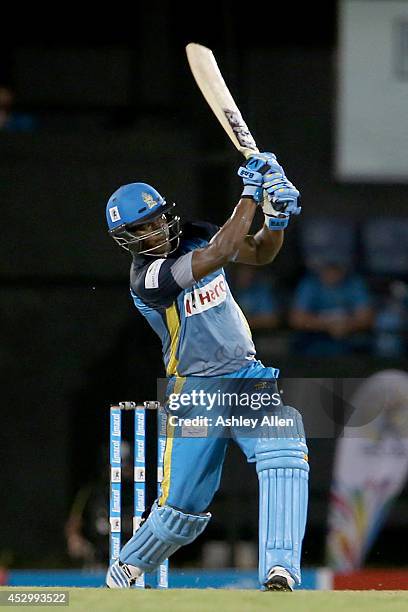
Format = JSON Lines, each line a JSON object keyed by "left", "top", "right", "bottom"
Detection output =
{"left": 130, "top": 222, "right": 256, "bottom": 377}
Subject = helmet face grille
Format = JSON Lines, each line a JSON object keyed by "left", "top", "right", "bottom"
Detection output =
{"left": 110, "top": 207, "right": 182, "bottom": 256}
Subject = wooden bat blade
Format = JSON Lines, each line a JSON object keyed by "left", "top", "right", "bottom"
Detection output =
{"left": 186, "top": 43, "right": 258, "bottom": 158}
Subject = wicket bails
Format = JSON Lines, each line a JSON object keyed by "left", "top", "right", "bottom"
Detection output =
{"left": 109, "top": 401, "right": 168, "bottom": 588}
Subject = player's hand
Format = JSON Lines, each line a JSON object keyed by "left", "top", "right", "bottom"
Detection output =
{"left": 261, "top": 159, "right": 301, "bottom": 229}
{"left": 237, "top": 152, "right": 276, "bottom": 203}
{"left": 263, "top": 166, "right": 301, "bottom": 216}
{"left": 262, "top": 195, "right": 291, "bottom": 230}
{"left": 246, "top": 151, "right": 277, "bottom": 165}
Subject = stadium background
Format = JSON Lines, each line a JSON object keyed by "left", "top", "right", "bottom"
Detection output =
{"left": 1, "top": 1, "right": 408, "bottom": 579}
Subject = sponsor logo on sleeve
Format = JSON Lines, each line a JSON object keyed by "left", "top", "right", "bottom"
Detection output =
{"left": 145, "top": 258, "right": 166, "bottom": 289}
{"left": 184, "top": 274, "right": 227, "bottom": 317}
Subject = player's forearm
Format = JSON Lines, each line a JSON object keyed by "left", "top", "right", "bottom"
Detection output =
{"left": 192, "top": 198, "right": 257, "bottom": 279}
{"left": 250, "top": 225, "right": 284, "bottom": 265}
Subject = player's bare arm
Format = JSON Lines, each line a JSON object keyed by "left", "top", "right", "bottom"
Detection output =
{"left": 192, "top": 201, "right": 284, "bottom": 279}
{"left": 235, "top": 226, "right": 284, "bottom": 266}
{"left": 192, "top": 151, "right": 300, "bottom": 280}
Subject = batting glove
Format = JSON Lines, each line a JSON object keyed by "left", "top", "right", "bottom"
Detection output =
{"left": 237, "top": 153, "right": 276, "bottom": 203}
{"left": 262, "top": 158, "right": 301, "bottom": 230}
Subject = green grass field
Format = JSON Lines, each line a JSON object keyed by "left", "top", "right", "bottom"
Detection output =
{"left": 1, "top": 588, "right": 407, "bottom": 612}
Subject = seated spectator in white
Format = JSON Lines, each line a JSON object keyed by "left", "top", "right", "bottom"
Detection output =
{"left": 289, "top": 259, "right": 373, "bottom": 356}
{"left": 0, "top": 85, "right": 36, "bottom": 132}
{"left": 232, "top": 264, "right": 279, "bottom": 331}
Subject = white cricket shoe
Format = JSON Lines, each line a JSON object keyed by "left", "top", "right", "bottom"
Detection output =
{"left": 106, "top": 560, "right": 143, "bottom": 588}
{"left": 264, "top": 566, "right": 295, "bottom": 592}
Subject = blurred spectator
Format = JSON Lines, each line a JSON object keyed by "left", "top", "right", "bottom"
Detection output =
{"left": 232, "top": 265, "right": 279, "bottom": 331}
{"left": 0, "top": 85, "right": 36, "bottom": 132}
{"left": 374, "top": 281, "right": 408, "bottom": 358}
{"left": 289, "top": 260, "right": 373, "bottom": 356}
{"left": 65, "top": 442, "right": 134, "bottom": 568}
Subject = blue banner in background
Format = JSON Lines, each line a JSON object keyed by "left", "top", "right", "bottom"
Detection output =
{"left": 5, "top": 568, "right": 321, "bottom": 589}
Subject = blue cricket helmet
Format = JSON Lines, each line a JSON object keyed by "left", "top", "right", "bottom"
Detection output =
{"left": 106, "top": 183, "right": 165, "bottom": 230}
{"left": 106, "top": 182, "right": 181, "bottom": 256}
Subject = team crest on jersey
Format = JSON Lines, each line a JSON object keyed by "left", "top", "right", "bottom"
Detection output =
{"left": 184, "top": 274, "right": 227, "bottom": 317}
{"left": 142, "top": 192, "right": 157, "bottom": 209}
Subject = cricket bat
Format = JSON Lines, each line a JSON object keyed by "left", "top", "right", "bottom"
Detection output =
{"left": 186, "top": 43, "right": 259, "bottom": 159}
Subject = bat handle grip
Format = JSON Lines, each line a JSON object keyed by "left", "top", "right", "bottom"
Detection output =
{"left": 241, "top": 147, "right": 259, "bottom": 160}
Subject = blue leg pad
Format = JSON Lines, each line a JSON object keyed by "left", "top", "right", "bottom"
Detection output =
{"left": 120, "top": 501, "right": 211, "bottom": 572}
{"left": 256, "top": 405, "right": 309, "bottom": 586}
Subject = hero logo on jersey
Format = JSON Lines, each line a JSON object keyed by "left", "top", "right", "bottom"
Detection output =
{"left": 184, "top": 274, "right": 227, "bottom": 317}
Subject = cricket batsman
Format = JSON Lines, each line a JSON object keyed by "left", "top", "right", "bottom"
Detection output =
{"left": 105, "top": 152, "right": 309, "bottom": 591}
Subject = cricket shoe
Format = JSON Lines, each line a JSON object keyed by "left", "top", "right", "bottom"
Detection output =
{"left": 264, "top": 566, "right": 295, "bottom": 592}
{"left": 106, "top": 560, "right": 143, "bottom": 588}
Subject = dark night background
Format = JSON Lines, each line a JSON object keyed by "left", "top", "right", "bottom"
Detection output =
{"left": 1, "top": 3, "right": 408, "bottom": 570}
